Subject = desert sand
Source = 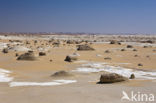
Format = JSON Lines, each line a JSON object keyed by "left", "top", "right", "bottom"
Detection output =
{"left": 0, "top": 34, "right": 156, "bottom": 103}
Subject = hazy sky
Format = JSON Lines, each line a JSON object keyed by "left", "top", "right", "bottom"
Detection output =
{"left": 0, "top": 0, "right": 156, "bottom": 33}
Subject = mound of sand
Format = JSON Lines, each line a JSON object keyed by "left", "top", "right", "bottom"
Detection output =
{"left": 17, "top": 51, "right": 37, "bottom": 61}
{"left": 51, "top": 71, "right": 72, "bottom": 77}
{"left": 77, "top": 44, "right": 95, "bottom": 51}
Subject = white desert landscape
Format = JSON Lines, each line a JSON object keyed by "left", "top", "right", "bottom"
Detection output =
{"left": 1, "top": 0, "right": 156, "bottom": 103}
{"left": 0, "top": 33, "right": 155, "bottom": 103}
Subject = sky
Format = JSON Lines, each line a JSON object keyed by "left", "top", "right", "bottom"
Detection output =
{"left": 0, "top": 0, "right": 156, "bottom": 34}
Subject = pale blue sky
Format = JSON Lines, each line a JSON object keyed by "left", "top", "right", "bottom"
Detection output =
{"left": 0, "top": 0, "right": 156, "bottom": 34}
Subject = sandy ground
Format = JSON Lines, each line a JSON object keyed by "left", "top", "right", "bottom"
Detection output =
{"left": 0, "top": 34, "right": 156, "bottom": 103}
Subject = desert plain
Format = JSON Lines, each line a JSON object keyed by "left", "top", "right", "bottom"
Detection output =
{"left": 0, "top": 33, "right": 156, "bottom": 103}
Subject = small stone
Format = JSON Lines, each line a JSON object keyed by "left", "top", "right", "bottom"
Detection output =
{"left": 129, "top": 74, "right": 135, "bottom": 79}
{"left": 121, "top": 49, "right": 126, "bottom": 51}
{"left": 143, "top": 46, "right": 149, "bottom": 48}
{"left": 105, "top": 50, "right": 111, "bottom": 53}
{"left": 64, "top": 55, "right": 78, "bottom": 62}
{"left": 134, "top": 55, "right": 138, "bottom": 57}
{"left": 146, "top": 55, "right": 150, "bottom": 58}
{"left": 39, "top": 52, "right": 46, "bottom": 56}
{"left": 138, "top": 63, "right": 143, "bottom": 66}
{"left": 15, "top": 53, "right": 19, "bottom": 57}
{"left": 110, "top": 40, "right": 121, "bottom": 45}
{"left": 104, "top": 57, "right": 112, "bottom": 60}
{"left": 2, "top": 48, "right": 8, "bottom": 53}
{"left": 127, "top": 45, "right": 133, "bottom": 48}
{"left": 133, "top": 49, "right": 137, "bottom": 51}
